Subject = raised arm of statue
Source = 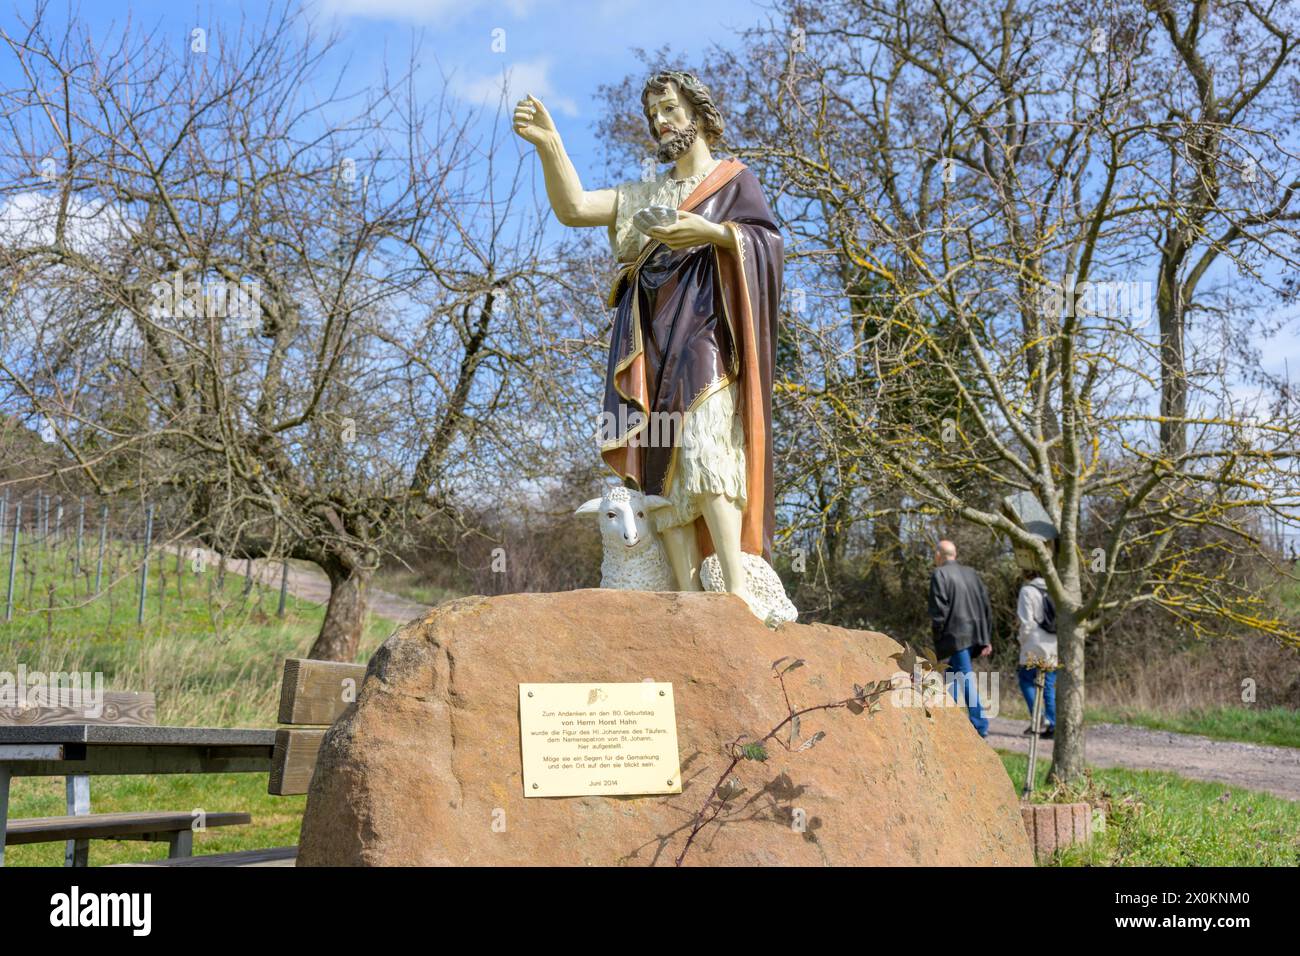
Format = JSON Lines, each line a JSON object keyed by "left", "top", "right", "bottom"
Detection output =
{"left": 512, "top": 94, "right": 615, "bottom": 227}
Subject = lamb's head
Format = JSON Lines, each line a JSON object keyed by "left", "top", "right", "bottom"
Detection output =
{"left": 575, "top": 485, "right": 673, "bottom": 553}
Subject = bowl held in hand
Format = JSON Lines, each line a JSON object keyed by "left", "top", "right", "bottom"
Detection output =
{"left": 633, "top": 205, "right": 679, "bottom": 237}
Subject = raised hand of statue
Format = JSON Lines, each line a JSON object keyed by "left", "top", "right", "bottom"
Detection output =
{"left": 512, "top": 94, "right": 557, "bottom": 147}
{"left": 647, "top": 209, "right": 734, "bottom": 250}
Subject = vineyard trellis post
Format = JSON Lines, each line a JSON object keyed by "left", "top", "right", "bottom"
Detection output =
{"left": 94, "top": 503, "right": 107, "bottom": 595}
{"left": 278, "top": 559, "right": 289, "bottom": 618}
{"left": 137, "top": 503, "right": 153, "bottom": 626}
{"left": 4, "top": 501, "right": 18, "bottom": 622}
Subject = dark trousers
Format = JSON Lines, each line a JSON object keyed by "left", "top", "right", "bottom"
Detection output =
{"left": 1017, "top": 666, "right": 1056, "bottom": 728}
{"left": 944, "top": 647, "right": 989, "bottom": 738}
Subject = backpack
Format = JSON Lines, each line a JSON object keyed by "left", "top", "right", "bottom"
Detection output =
{"left": 1031, "top": 582, "right": 1057, "bottom": 634}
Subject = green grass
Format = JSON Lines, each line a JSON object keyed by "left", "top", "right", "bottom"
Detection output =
{"left": 2, "top": 538, "right": 400, "bottom": 725}
{"left": 3, "top": 773, "right": 306, "bottom": 866}
{"left": 999, "top": 753, "right": 1300, "bottom": 866}
{"left": 997, "top": 689, "right": 1298, "bottom": 750}
{"left": 1, "top": 537, "right": 400, "bottom": 865}
{"left": 1084, "top": 705, "right": 1300, "bottom": 749}
{"left": 1280, "top": 574, "right": 1300, "bottom": 612}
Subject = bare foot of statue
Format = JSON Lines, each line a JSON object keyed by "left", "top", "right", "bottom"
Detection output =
{"left": 729, "top": 583, "right": 768, "bottom": 621}
{"left": 698, "top": 492, "right": 768, "bottom": 620}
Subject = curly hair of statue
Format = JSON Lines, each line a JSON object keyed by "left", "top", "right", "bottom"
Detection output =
{"left": 640, "top": 70, "right": 725, "bottom": 145}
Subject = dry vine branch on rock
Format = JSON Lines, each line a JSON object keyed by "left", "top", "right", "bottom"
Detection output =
{"left": 674, "top": 641, "right": 939, "bottom": 866}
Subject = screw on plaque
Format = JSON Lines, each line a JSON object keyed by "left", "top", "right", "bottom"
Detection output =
{"left": 659, "top": 690, "right": 665, "bottom": 696}
{"left": 532, "top": 783, "right": 539, "bottom": 790}
{"left": 527, "top": 691, "right": 533, "bottom": 697}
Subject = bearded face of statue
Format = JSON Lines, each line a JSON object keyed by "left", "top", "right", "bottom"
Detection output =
{"left": 645, "top": 82, "right": 699, "bottom": 164}
{"left": 656, "top": 120, "right": 698, "bottom": 163}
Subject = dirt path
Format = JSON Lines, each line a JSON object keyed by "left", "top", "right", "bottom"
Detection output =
{"left": 175, "top": 545, "right": 432, "bottom": 625}
{"left": 988, "top": 716, "right": 1300, "bottom": 801}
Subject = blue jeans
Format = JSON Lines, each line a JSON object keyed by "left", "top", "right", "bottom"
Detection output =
{"left": 1017, "top": 666, "right": 1056, "bottom": 728}
{"left": 945, "top": 647, "right": 989, "bottom": 737}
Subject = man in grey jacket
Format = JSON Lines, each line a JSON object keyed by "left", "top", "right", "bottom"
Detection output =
{"left": 927, "top": 540, "right": 992, "bottom": 738}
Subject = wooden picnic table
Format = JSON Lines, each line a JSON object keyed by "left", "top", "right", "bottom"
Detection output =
{"left": 0, "top": 724, "right": 275, "bottom": 864}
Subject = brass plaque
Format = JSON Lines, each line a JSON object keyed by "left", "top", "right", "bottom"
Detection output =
{"left": 518, "top": 682, "right": 682, "bottom": 797}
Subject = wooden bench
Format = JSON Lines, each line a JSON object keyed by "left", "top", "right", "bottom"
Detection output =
{"left": 5, "top": 810, "right": 250, "bottom": 856}
{"left": 120, "top": 658, "right": 366, "bottom": 867}
{"left": 112, "top": 845, "right": 298, "bottom": 867}
{"left": 0, "top": 689, "right": 252, "bottom": 864}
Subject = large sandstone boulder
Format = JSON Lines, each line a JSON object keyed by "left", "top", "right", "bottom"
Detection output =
{"left": 296, "top": 589, "right": 1032, "bottom": 866}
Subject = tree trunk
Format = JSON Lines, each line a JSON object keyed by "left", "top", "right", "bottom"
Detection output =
{"left": 1048, "top": 603, "right": 1086, "bottom": 783}
{"left": 308, "top": 558, "right": 369, "bottom": 661}
{"left": 1157, "top": 267, "right": 1187, "bottom": 457}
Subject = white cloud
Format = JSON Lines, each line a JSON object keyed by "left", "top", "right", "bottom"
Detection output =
{"left": 452, "top": 56, "right": 578, "bottom": 117}
{"left": 0, "top": 190, "right": 133, "bottom": 252}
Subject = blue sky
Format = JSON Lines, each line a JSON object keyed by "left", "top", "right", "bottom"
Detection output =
{"left": 0, "top": 0, "right": 771, "bottom": 181}
{"left": 3, "top": 0, "right": 1296, "bottom": 420}
{"left": 301, "top": 0, "right": 771, "bottom": 172}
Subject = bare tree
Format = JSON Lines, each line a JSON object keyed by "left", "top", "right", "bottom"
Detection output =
{"left": 597, "top": 0, "right": 1300, "bottom": 781}
{"left": 1135, "top": 0, "right": 1300, "bottom": 455}
{"left": 0, "top": 2, "right": 589, "bottom": 659}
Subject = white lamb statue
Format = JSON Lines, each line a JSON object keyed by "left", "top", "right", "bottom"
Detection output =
{"left": 575, "top": 485, "right": 799, "bottom": 625}
{"left": 575, "top": 485, "right": 675, "bottom": 591}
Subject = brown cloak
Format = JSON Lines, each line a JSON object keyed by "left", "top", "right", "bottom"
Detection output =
{"left": 601, "top": 158, "right": 782, "bottom": 563}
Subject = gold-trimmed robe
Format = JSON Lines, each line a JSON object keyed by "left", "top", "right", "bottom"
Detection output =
{"left": 601, "top": 158, "right": 782, "bottom": 563}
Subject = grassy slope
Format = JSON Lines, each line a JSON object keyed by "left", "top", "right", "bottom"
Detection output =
{"left": 1077, "top": 574, "right": 1298, "bottom": 747}
{"left": 371, "top": 566, "right": 460, "bottom": 610}
{"left": 997, "top": 695, "right": 1300, "bottom": 748}
{"left": 1, "top": 539, "right": 397, "bottom": 865}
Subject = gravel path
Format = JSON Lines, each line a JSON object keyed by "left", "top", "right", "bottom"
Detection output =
{"left": 988, "top": 716, "right": 1300, "bottom": 801}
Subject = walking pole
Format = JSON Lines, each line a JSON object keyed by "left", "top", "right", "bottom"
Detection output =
{"left": 1022, "top": 661, "right": 1047, "bottom": 799}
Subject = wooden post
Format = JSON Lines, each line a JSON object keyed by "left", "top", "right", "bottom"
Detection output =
{"left": 94, "top": 503, "right": 107, "bottom": 595}
{"left": 278, "top": 558, "right": 290, "bottom": 617}
{"left": 5, "top": 501, "right": 19, "bottom": 622}
{"left": 73, "top": 499, "right": 85, "bottom": 579}
{"left": 137, "top": 503, "right": 154, "bottom": 626}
